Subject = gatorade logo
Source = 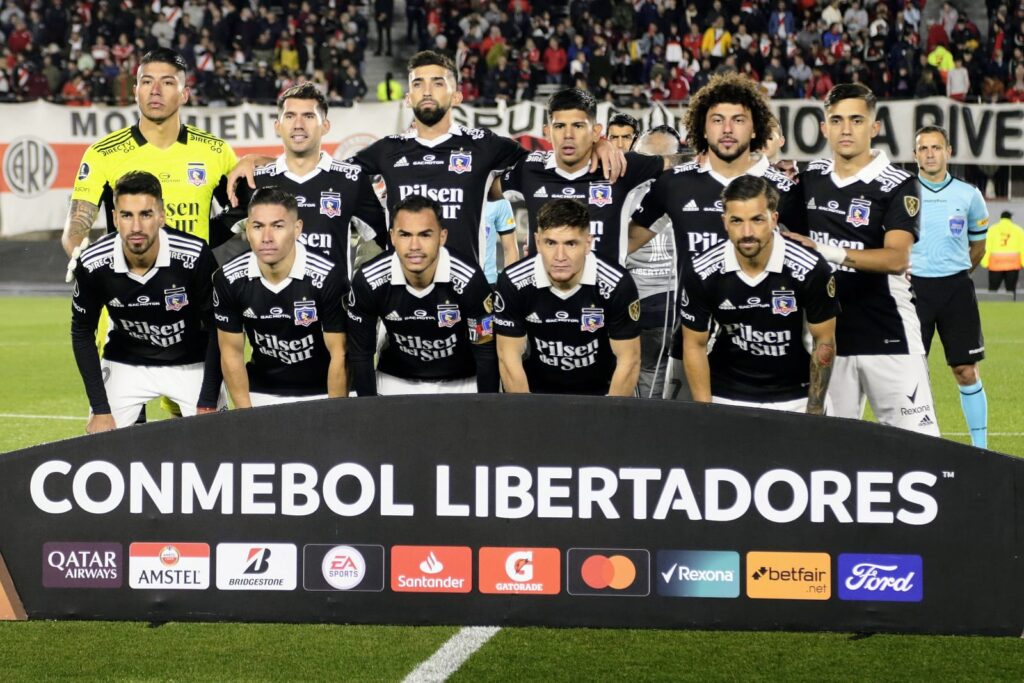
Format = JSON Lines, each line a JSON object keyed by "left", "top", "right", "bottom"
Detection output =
{"left": 746, "top": 551, "right": 831, "bottom": 600}
{"left": 479, "top": 547, "right": 560, "bottom": 595}
{"left": 567, "top": 548, "right": 649, "bottom": 597}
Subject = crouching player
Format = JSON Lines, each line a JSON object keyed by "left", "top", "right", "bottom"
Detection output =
{"left": 70, "top": 171, "right": 223, "bottom": 432}
{"left": 345, "top": 196, "right": 498, "bottom": 395}
{"left": 213, "top": 187, "right": 348, "bottom": 406}
{"left": 681, "top": 176, "right": 838, "bottom": 413}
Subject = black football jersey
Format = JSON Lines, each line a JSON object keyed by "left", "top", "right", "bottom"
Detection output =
{"left": 212, "top": 244, "right": 347, "bottom": 396}
{"left": 494, "top": 253, "right": 641, "bottom": 395}
{"left": 681, "top": 235, "right": 838, "bottom": 401}
{"left": 222, "top": 152, "right": 386, "bottom": 281}
{"left": 632, "top": 156, "right": 800, "bottom": 264}
{"left": 345, "top": 248, "right": 497, "bottom": 395}
{"left": 354, "top": 123, "right": 526, "bottom": 264}
{"left": 71, "top": 228, "right": 220, "bottom": 413}
{"left": 792, "top": 152, "right": 923, "bottom": 356}
{"left": 501, "top": 150, "right": 663, "bottom": 264}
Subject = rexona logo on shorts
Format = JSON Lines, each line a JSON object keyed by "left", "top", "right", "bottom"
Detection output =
{"left": 746, "top": 551, "right": 830, "bottom": 600}
{"left": 838, "top": 553, "right": 923, "bottom": 602}
{"left": 215, "top": 544, "right": 297, "bottom": 591}
{"left": 390, "top": 546, "right": 472, "bottom": 593}
{"left": 656, "top": 550, "right": 740, "bottom": 598}
{"left": 479, "top": 547, "right": 560, "bottom": 595}
{"left": 128, "top": 542, "right": 210, "bottom": 589}
{"left": 566, "top": 548, "right": 650, "bottom": 597}
{"left": 42, "top": 542, "right": 122, "bottom": 588}
{"left": 302, "top": 544, "right": 384, "bottom": 592}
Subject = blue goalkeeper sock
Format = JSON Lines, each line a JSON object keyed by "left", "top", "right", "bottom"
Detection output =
{"left": 959, "top": 380, "right": 987, "bottom": 449}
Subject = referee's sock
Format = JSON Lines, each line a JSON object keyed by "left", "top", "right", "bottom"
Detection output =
{"left": 958, "top": 380, "right": 987, "bottom": 449}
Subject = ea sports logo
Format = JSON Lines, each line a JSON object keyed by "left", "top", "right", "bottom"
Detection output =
{"left": 3, "top": 136, "right": 58, "bottom": 198}
{"left": 321, "top": 545, "right": 366, "bottom": 590}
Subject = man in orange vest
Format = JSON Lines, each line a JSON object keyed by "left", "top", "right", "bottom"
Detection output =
{"left": 982, "top": 210, "right": 1024, "bottom": 293}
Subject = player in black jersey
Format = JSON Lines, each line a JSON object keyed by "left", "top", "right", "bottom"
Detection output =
{"left": 228, "top": 51, "right": 624, "bottom": 267}
{"left": 627, "top": 73, "right": 798, "bottom": 400}
{"left": 70, "top": 172, "right": 223, "bottom": 432}
{"left": 681, "top": 176, "right": 837, "bottom": 413}
{"left": 786, "top": 83, "right": 939, "bottom": 435}
{"left": 213, "top": 188, "right": 348, "bottom": 407}
{"left": 495, "top": 199, "right": 641, "bottom": 396}
{"left": 217, "top": 83, "right": 386, "bottom": 280}
{"left": 346, "top": 196, "right": 498, "bottom": 395}
{"left": 499, "top": 88, "right": 666, "bottom": 265}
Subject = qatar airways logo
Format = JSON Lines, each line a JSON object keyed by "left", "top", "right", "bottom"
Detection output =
{"left": 838, "top": 553, "right": 923, "bottom": 602}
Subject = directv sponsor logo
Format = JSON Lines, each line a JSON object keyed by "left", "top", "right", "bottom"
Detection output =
{"left": 42, "top": 542, "right": 122, "bottom": 588}
{"left": 215, "top": 543, "right": 297, "bottom": 591}
{"left": 303, "top": 544, "right": 384, "bottom": 592}
{"left": 838, "top": 553, "right": 923, "bottom": 602}
{"left": 128, "top": 542, "right": 210, "bottom": 589}
{"left": 656, "top": 550, "right": 739, "bottom": 598}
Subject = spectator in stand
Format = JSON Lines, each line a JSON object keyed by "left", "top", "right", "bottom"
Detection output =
{"left": 275, "top": 37, "right": 300, "bottom": 74}
{"left": 947, "top": 54, "right": 970, "bottom": 100}
{"left": 375, "top": 0, "right": 394, "bottom": 57}
{"left": 337, "top": 64, "right": 367, "bottom": 106}
{"left": 768, "top": 1, "right": 795, "bottom": 40}
{"left": 543, "top": 36, "right": 567, "bottom": 84}
{"left": 805, "top": 65, "right": 834, "bottom": 99}
{"left": 667, "top": 66, "right": 690, "bottom": 102}
{"left": 683, "top": 22, "right": 703, "bottom": 59}
{"left": 928, "top": 41, "right": 955, "bottom": 82}
{"left": 821, "top": 0, "right": 842, "bottom": 29}
{"left": 940, "top": 2, "right": 959, "bottom": 38}
{"left": 1006, "top": 64, "right": 1024, "bottom": 102}
{"left": 61, "top": 71, "right": 90, "bottom": 106}
{"left": 702, "top": 16, "right": 731, "bottom": 64}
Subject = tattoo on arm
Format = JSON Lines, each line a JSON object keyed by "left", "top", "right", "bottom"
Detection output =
{"left": 64, "top": 200, "right": 100, "bottom": 250}
{"left": 807, "top": 340, "right": 835, "bottom": 415}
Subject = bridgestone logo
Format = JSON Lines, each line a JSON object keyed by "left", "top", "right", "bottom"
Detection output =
{"left": 228, "top": 577, "right": 285, "bottom": 587}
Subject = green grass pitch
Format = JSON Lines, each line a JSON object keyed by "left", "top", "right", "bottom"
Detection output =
{"left": 1, "top": 296, "right": 1022, "bottom": 680}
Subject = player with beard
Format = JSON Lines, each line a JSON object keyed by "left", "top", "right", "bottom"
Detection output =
{"left": 627, "top": 72, "right": 797, "bottom": 400}
{"left": 681, "top": 176, "right": 837, "bottom": 413}
{"left": 498, "top": 88, "right": 668, "bottom": 266}
{"left": 786, "top": 83, "right": 938, "bottom": 435}
{"left": 228, "top": 51, "right": 625, "bottom": 268}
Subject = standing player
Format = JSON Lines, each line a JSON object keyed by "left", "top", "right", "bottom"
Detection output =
{"left": 71, "top": 172, "right": 223, "bottom": 432}
{"left": 495, "top": 198, "right": 641, "bottom": 396}
{"left": 219, "top": 83, "right": 387, "bottom": 281}
{"left": 787, "top": 83, "right": 939, "bottom": 435}
{"left": 606, "top": 113, "right": 640, "bottom": 151}
{"left": 629, "top": 125, "right": 685, "bottom": 399}
{"left": 63, "top": 48, "right": 238, "bottom": 257}
{"left": 213, "top": 188, "right": 348, "bottom": 407}
{"left": 627, "top": 73, "right": 796, "bottom": 400}
{"left": 499, "top": 88, "right": 667, "bottom": 266}
{"left": 911, "top": 125, "right": 989, "bottom": 447}
{"left": 681, "top": 176, "right": 837, "bottom": 413}
{"left": 229, "top": 51, "right": 624, "bottom": 267}
{"left": 346, "top": 196, "right": 498, "bottom": 395}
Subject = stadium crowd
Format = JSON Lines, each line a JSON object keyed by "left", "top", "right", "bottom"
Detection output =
{"left": 3, "top": 1, "right": 1024, "bottom": 107}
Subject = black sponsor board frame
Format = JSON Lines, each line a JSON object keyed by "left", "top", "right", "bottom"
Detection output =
{"left": 0, "top": 395, "right": 1021, "bottom": 635}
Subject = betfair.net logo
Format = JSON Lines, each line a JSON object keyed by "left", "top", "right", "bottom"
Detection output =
{"left": 746, "top": 552, "right": 831, "bottom": 600}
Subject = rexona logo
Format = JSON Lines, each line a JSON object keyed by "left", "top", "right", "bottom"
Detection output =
{"left": 838, "top": 553, "right": 923, "bottom": 602}
{"left": 567, "top": 548, "right": 650, "bottom": 597}
{"left": 390, "top": 546, "right": 472, "bottom": 593}
{"left": 656, "top": 550, "right": 739, "bottom": 598}
{"left": 479, "top": 547, "right": 560, "bottom": 595}
{"left": 302, "top": 544, "right": 384, "bottom": 592}
{"left": 128, "top": 543, "right": 210, "bottom": 589}
{"left": 42, "top": 542, "right": 122, "bottom": 588}
{"left": 746, "top": 551, "right": 830, "bottom": 600}
{"left": 215, "top": 543, "right": 297, "bottom": 591}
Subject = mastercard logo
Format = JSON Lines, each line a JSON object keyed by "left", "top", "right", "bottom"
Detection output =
{"left": 580, "top": 554, "right": 636, "bottom": 590}
{"left": 567, "top": 548, "right": 650, "bottom": 597}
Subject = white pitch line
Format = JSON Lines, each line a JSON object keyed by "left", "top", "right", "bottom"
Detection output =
{"left": 0, "top": 413, "right": 80, "bottom": 421}
{"left": 403, "top": 626, "right": 501, "bottom": 683}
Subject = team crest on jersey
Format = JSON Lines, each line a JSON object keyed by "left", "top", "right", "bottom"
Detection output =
{"left": 448, "top": 152, "right": 472, "bottom": 174}
{"left": 294, "top": 300, "right": 318, "bottom": 326}
{"left": 186, "top": 162, "right": 207, "bottom": 187}
{"left": 77, "top": 163, "right": 90, "bottom": 180}
{"left": 904, "top": 195, "right": 920, "bottom": 217}
{"left": 772, "top": 290, "right": 798, "bottom": 316}
{"left": 846, "top": 199, "right": 871, "bottom": 227}
{"left": 164, "top": 287, "right": 189, "bottom": 311}
{"left": 948, "top": 215, "right": 966, "bottom": 237}
{"left": 589, "top": 183, "right": 612, "bottom": 207}
{"left": 628, "top": 299, "right": 641, "bottom": 321}
{"left": 320, "top": 191, "right": 342, "bottom": 218}
{"left": 580, "top": 307, "right": 605, "bottom": 332}
{"left": 437, "top": 304, "right": 461, "bottom": 327}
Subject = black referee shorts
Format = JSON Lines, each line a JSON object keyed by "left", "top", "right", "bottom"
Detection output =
{"left": 911, "top": 272, "right": 985, "bottom": 366}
